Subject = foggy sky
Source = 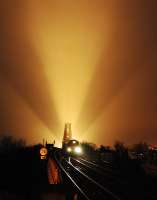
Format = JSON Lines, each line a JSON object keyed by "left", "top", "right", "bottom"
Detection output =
{"left": 0, "top": 0, "right": 157, "bottom": 146}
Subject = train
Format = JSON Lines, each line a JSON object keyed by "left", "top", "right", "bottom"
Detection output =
{"left": 63, "top": 139, "right": 82, "bottom": 156}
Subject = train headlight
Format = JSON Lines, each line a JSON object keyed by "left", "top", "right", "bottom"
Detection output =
{"left": 74, "top": 146, "right": 82, "bottom": 154}
{"left": 67, "top": 147, "right": 72, "bottom": 152}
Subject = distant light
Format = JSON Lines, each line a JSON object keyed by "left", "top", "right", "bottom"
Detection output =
{"left": 67, "top": 147, "right": 72, "bottom": 152}
{"left": 74, "top": 146, "right": 82, "bottom": 154}
{"left": 40, "top": 147, "right": 48, "bottom": 160}
{"left": 72, "top": 141, "right": 76, "bottom": 144}
{"left": 40, "top": 147, "right": 48, "bottom": 156}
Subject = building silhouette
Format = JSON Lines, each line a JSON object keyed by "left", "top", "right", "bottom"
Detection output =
{"left": 62, "top": 123, "right": 72, "bottom": 148}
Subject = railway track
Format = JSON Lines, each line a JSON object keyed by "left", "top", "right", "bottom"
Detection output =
{"left": 54, "top": 150, "right": 157, "bottom": 200}
{"left": 73, "top": 158, "right": 121, "bottom": 178}
{"left": 70, "top": 157, "right": 132, "bottom": 200}
{"left": 54, "top": 150, "right": 121, "bottom": 200}
{"left": 68, "top": 157, "right": 157, "bottom": 200}
{"left": 70, "top": 157, "right": 127, "bottom": 186}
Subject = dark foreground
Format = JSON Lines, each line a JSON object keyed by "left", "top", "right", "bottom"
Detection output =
{"left": 0, "top": 145, "right": 157, "bottom": 200}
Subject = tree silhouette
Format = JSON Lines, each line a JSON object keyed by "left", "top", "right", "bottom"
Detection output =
{"left": 81, "top": 142, "right": 96, "bottom": 156}
{"left": 114, "top": 141, "right": 129, "bottom": 162}
{"left": 132, "top": 142, "right": 149, "bottom": 154}
{"left": 0, "top": 135, "right": 25, "bottom": 155}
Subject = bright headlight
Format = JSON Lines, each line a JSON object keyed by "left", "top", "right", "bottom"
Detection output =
{"left": 67, "top": 147, "right": 72, "bottom": 152}
{"left": 74, "top": 146, "right": 82, "bottom": 154}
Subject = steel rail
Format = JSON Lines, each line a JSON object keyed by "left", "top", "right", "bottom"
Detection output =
{"left": 81, "top": 158, "right": 110, "bottom": 165}
{"left": 80, "top": 158, "right": 113, "bottom": 171}
{"left": 54, "top": 150, "right": 155, "bottom": 200}
{"left": 67, "top": 160, "right": 121, "bottom": 200}
{"left": 72, "top": 157, "right": 111, "bottom": 175}
{"left": 71, "top": 157, "right": 126, "bottom": 185}
{"left": 79, "top": 158, "right": 122, "bottom": 176}
{"left": 54, "top": 150, "right": 121, "bottom": 200}
{"left": 54, "top": 150, "right": 90, "bottom": 200}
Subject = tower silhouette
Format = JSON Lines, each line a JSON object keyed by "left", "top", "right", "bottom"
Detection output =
{"left": 62, "top": 123, "right": 72, "bottom": 148}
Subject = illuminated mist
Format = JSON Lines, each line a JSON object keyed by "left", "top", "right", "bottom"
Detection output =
{"left": 0, "top": 1, "right": 157, "bottom": 146}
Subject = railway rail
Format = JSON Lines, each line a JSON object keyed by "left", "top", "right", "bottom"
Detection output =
{"left": 73, "top": 158, "right": 120, "bottom": 177}
{"left": 53, "top": 150, "right": 156, "bottom": 200}
{"left": 54, "top": 150, "right": 121, "bottom": 200}
{"left": 70, "top": 157, "right": 132, "bottom": 199}
{"left": 70, "top": 157, "right": 127, "bottom": 185}
{"left": 70, "top": 157, "right": 157, "bottom": 200}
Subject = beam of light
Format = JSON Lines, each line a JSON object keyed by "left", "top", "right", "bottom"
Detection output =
{"left": 81, "top": 75, "right": 135, "bottom": 146}
{"left": 76, "top": 62, "right": 137, "bottom": 136}
{"left": 1, "top": 60, "right": 60, "bottom": 134}
{"left": 0, "top": 1, "right": 61, "bottom": 144}
{"left": 0, "top": 74, "right": 61, "bottom": 146}
{"left": 77, "top": 49, "right": 157, "bottom": 142}
{"left": 26, "top": 1, "right": 157, "bottom": 144}
{"left": 0, "top": 11, "right": 61, "bottom": 137}
{"left": 79, "top": 53, "right": 157, "bottom": 146}
{"left": 1, "top": 0, "right": 157, "bottom": 146}
{"left": 1, "top": 52, "right": 61, "bottom": 141}
{"left": 27, "top": 1, "right": 110, "bottom": 142}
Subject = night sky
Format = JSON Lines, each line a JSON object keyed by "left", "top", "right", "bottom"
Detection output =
{"left": 0, "top": 0, "right": 157, "bottom": 146}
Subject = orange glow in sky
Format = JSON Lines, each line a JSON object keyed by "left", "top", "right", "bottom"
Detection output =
{"left": 0, "top": 1, "right": 157, "bottom": 147}
{"left": 28, "top": 1, "right": 110, "bottom": 143}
